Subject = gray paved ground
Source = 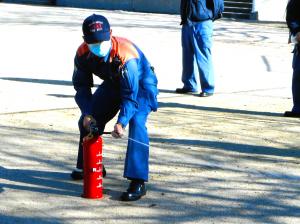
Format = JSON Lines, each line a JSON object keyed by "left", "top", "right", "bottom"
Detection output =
{"left": 0, "top": 3, "right": 299, "bottom": 224}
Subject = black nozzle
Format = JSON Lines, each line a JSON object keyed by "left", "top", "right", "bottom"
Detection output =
{"left": 89, "top": 122, "right": 99, "bottom": 137}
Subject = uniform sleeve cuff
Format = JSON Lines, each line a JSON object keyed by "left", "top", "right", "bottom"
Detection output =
{"left": 117, "top": 117, "right": 128, "bottom": 128}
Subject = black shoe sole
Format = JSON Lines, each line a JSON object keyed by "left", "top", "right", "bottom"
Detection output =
{"left": 70, "top": 170, "right": 83, "bottom": 180}
{"left": 120, "top": 191, "right": 146, "bottom": 201}
{"left": 199, "top": 92, "right": 214, "bottom": 97}
{"left": 120, "top": 182, "right": 146, "bottom": 201}
{"left": 284, "top": 111, "right": 300, "bottom": 118}
{"left": 175, "top": 88, "right": 197, "bottom": 94}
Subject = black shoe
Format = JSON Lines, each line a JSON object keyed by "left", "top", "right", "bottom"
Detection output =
{"left": 70, "top": 165, "right": 106, "bottom": 180}
{"left": 284, "top": 111, "right": 300, "bottom": 118}
{"left": 102, "top": 165, "right": 106, "bottom": 177}
{"left": 199, "top": 92, "right": 213, "bottom": 97}
{"left": 175, "top": 88, "right": 197, "bottom": 94}
{"left": 70, "top": 168, "right": 83, "bottom": 180}
{"left": 120, "top": 181, "right": 147, "bottom": 201}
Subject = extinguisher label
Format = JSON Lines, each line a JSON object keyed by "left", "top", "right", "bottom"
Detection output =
{"left": 91, "top": 168, "right": 101, "bottom": 172}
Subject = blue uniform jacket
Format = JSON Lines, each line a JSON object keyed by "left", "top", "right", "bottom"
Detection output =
{"left": 286, "top": 0, "right": 300, "bottom": 35}
{"left": 72, "top": 36, "right": 158, "bottom": 127}
{"left": 180, "top": 0, "right": 213, "bottom": 24}
{"left": 286, "top": 0, "right": 300, "bottom": 36}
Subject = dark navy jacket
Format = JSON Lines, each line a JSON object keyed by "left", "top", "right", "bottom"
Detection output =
{"left": 72, "top": 36, "right": 158, "bottom": 127}
{"left": 180, "top": 0, "right": 213, "bottom": 24}
{"left": 286, "top": 0, "right": 300, "bottom": 36}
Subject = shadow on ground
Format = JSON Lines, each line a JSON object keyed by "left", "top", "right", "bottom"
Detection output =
{"left": 0, "top": 103, "right": 299, "bottom": 223}
{"left": 0, "top": 166, "right": 81, "bottom": 197}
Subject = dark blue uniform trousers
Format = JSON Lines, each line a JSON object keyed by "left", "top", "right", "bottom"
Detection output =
{"left": 292, "top": 47, "right": 300, "bottom": 113}
{"left": 76, "top": 81, "right": 151, "bottom": 181}
{"left": 181, "top": 20, "right": 214, "bottom": 93}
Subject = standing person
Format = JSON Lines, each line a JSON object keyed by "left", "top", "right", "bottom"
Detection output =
{"left": 285, "top": 0, "right": 300, "bottom": 117}
{"left": 70, "top": 14, "right": 158, "bottom": 201}
{"left": 176, "top": 0, "right": 223, "bottom": 97}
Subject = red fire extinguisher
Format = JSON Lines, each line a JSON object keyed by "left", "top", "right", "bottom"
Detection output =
{"left": 82, "top": 124, "right": 104, "bottom": 199}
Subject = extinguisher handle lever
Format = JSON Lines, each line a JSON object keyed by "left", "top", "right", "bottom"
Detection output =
{"left": 89, "top": 123, "right": 99, "bottom": 137}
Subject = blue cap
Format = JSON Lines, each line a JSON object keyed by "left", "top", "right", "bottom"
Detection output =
{"left": 82, "top": 14, "right": 110, "bottom": 44}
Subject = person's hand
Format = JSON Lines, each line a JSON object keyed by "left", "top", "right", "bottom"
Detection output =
{"left": 83, "top": 115, "right": 96, "bottom": 131}
{"left": 111, "top": 123, "right": 124, "bottom": 138}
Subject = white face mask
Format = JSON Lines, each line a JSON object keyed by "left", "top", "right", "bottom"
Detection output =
{"left": 88, "top": 40, "right": 111, "bottom": 57}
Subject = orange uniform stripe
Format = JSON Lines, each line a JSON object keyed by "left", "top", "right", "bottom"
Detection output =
{"left": 110, "top": 36, "right": 139, "bottom": 65}
{"left": 77, "top": 43, "right": 89, "bottom": 57}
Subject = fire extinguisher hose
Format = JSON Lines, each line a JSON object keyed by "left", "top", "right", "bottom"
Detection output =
{"left": 101, "top": 131, "right": 150, "bottom": 147}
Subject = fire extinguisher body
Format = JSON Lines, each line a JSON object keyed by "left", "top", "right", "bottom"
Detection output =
{"left": 82, "top": 135, "right": 103, "bottom": 199}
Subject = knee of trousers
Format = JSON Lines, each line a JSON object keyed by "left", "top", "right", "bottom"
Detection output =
{"left": 77, "top": 114, "right": 106, "bottom": 136}
{"left": 129, "top": 114, "right": 148, "bottom": 130}
{"left": 78, "top": 115, "right": 87, "bottom": 135}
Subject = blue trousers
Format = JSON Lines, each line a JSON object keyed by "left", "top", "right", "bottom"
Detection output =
{"left": 76, "top": 81, "right": 152, "bottom": 181}
{"left": 292, "top": 47, "right": 300, "bottom": 112}
{"left": 181, "top": 20, "right": 214, "bottom": 93}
